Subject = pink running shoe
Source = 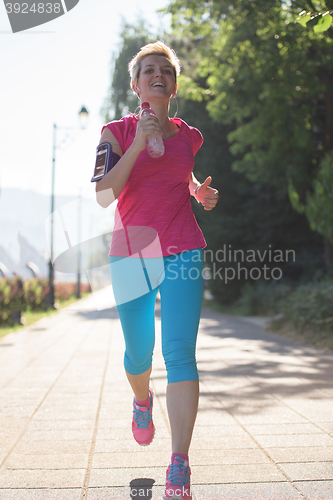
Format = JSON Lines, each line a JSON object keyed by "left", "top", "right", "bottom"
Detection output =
{"left": 132, "top": 388, "right": 154, "bottom": 446}
{"left": 164, "top": 456, "right": 192, "bottom": 500}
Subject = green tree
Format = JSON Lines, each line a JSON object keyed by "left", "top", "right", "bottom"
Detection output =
{"left": 100, "top": 16, "right": 325, "bottom": 305}
{"left": 167, "top": 0, "right": 333, "bottom": 269}
{"left": 289, "top": 151, "right": 333, "bottom": 267}
{"left": 306, "top": 152, "right": 333, "bottom": 244}
{"left": 176, "top": 90, "right": 324, "bottom": 303}
{"left": 101, "top": 18, "right": 156, "bottom": 122}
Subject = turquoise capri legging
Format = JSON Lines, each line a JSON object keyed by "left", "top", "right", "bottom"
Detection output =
{"left": 109, "top": 248, "right": 203, "bottom": 384}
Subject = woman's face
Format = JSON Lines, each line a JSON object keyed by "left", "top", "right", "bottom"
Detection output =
{"left": 135, "top": 54, "right": 177, "bottom": 102}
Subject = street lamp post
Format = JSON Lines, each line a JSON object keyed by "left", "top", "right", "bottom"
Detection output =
{"left": 76, "top": 190, "right": 82, "bottom": 299}
{"left": 48, "top": 106, "right": 89, "bottom": 309}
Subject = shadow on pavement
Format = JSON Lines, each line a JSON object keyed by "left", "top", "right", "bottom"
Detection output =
{"left": 74, "top": 306, "right": 120, "bottom": 321}
{"left": 194, "top": 307, "right": 333, "bottom": 416}
{"left": 129, "top": 478, "right": 155, "bottom": 500}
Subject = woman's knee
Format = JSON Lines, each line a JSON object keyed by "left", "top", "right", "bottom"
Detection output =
{"left": 162, "top": 340, "right": 198, "bottom": 383}
{"left": 124, "top": 348, "right": 153, "bottom": 376}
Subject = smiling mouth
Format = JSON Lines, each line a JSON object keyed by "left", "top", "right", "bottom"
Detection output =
{"left": 152, "top": 83, "right": 165, "bottom": 87}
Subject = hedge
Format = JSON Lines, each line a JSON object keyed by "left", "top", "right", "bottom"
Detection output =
{"left": 0, "top": 277, "right": 91, "bottom": 326}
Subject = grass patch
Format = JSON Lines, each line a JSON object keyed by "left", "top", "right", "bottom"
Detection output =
{"left": 268, "top": 320, "right": 333, "bottom": 351}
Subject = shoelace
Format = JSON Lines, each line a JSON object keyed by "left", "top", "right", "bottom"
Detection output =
{"left": 167, "top": 459, "right": 190, "bottom": 485}
{"left": 133, "top": 403, "right": 152, "bottom": 428}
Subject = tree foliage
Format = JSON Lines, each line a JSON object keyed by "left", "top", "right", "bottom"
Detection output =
{"left": 167, "top": 0, "right": 333, "bottom": 267}
{"left": 101, "top": 12, "right": 327, "bottom": 305}
{"left": 290, "top": 151, "right": 333, "bottom": 243}
{"left": 100, "top": 18, "right": 156, "bottom": 122}
{"left": 169, "top": 33, "right": 325, "bottom": 301}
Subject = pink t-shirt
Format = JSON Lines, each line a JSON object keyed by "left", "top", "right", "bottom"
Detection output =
{"left": 102, "top": 114, "right": 206, "bottom": 257}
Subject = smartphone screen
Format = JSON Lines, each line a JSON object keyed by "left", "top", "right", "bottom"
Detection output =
{"left": 93, "top": 144, "right": 109, "bottom": 180}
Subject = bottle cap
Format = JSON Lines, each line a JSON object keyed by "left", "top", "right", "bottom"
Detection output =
{"left": 141, "top": 102, "right": 150, "bottom": 109}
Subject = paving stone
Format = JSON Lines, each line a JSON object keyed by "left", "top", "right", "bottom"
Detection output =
{"left": 0, "top": 406, "right": 38, "bottom": 419}
{"left": 14, "top": 440, "right": 91, "bottom": 454}
{"left": 92, "top": 451, "right": 170, "bottom": 469}
{"left": 184, "top": 482, "right": 301, "bottom": 499}
{"left": 192, "top": 424, "right": 247, "bottom": 438}
{"left": 0, "top": 469, "right": 86, "bottom": 488}
{"left": 5, "top": 453, "right": 88, "bottom": 469}
{"left": 0, "top": 417, "right": 30, "bottom": 432}
{"left": 0, "top": 489, "right": 82, "bottom": 500}
{"left": 97, "top": 418, "right": 131, "bottom": 429}
{"left": 228, "top": 407, "right": 309, "bottom": 425}
{"left": 195, "top": 410, "right": 236, "bottom": 426}
{"left": 267, "top": 446, "right": 333, "bottom": 463}
{"left": 87, "top": 486, "right": 161, "bottom": 500}
{"left": 94, "top": 437, "right": 171, "bottom": 454}
{"left": 254, "top": 433, "right": 333, "bottom": 448}
{"left": 190, "top": 435, "right": 259, "bottom": 450}
{"left": 189, "top": 449, "right": 271, "bottom": 465}
{"left": 301, "top": 412, "right": 333, "bottom": 423}
{"left": 33, "top": 410, "right": 98, "bottom": 420}
{"left": 21, "top": 429, "right": 94, "bottom": 442}
{"left": 294, "top": 480, "right": 333, "bottom": 500}
{"left": 193, "top": 463, "right": 286, "bottom": 483}
{"left": 243, "top": 423, "right": 324, "bottom": 435}
{"left": 96, "top": 425, "right": 169, "bottom": 441}
{"left": 316, "top": 422, "right": 333, "bottom": 434}
{"left": 89, "top": 466, "right": 166, "bottom": 487}
{"left": 278, "top": 462, "right": 333, "bottom": 481}
{"left": 28, "top": 419, "right": 95, "bottom": 431}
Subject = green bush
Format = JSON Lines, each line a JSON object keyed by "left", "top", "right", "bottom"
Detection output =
{"left": 24, "top": 278, "right": 49, "bottom": 311}
{"left": 234, "top": 278, "right": 333, "bottom": 339}
{"left": 235, "top": 281, "right": 292, "bottom": 316}
{"left": 55, "top": 282, "right": 90, "bottom": 302}
{"left": 0, "top": 278, "right": 91, "bottom": 326}
{"left": 0, "top": 277, "right": 26, "bottom": 325}
{"left": 275, "top": 277, "right": 333, "bottom": 334}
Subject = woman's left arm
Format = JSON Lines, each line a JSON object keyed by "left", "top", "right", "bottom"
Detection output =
{"left": 189, "top": 173, "right": 219, "bottom": 211}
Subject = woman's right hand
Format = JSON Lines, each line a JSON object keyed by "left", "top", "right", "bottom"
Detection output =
{"left": 133, "top": 114, "right": 163, "bottom": 152}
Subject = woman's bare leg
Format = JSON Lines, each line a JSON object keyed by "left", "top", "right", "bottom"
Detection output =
{"left": 126, "top": 365, "right": 152, "bottom": 401}
{"left": 166, "top": 380, "right": 199, "bottom": 454}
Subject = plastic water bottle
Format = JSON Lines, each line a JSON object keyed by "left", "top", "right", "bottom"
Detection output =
{"left": 140, "top": 102, "right": 165, "bottom": 158}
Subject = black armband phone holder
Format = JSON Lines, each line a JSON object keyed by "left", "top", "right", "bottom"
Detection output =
{"left": 91, "top": 142, "right": 121, "bottom": 182}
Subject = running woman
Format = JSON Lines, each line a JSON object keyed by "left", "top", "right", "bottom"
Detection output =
{"left": 95, "top": 41, "right": 219, "bottom": 500}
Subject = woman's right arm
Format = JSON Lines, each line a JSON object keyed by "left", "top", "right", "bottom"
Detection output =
{"left": 95, "top": 115, "right": 162, "bottom": 208}
{"left": 95, "top": 127, "right": 140, "bottom": 208}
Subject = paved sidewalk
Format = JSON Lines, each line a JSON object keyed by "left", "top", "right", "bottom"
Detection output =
{"left": 0, "top": 288, "right": 332, "bottom": 500}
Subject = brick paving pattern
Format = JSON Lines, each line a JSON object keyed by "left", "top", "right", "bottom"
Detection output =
{"left": 0, "top": 287, "right": 332, "bottom": 499}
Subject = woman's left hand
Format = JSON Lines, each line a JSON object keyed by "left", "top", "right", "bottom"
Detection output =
{"left": 194, "top": 176, "right": 219, "bottom": 210}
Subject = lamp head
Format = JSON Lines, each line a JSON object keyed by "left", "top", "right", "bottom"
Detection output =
{"left": 78, "top": 106, "right": 89, "bottom": 127}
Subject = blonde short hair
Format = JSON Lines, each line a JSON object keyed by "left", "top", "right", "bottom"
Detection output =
{"left": 128, "top": 41, "right": 181, "bottom": 89}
